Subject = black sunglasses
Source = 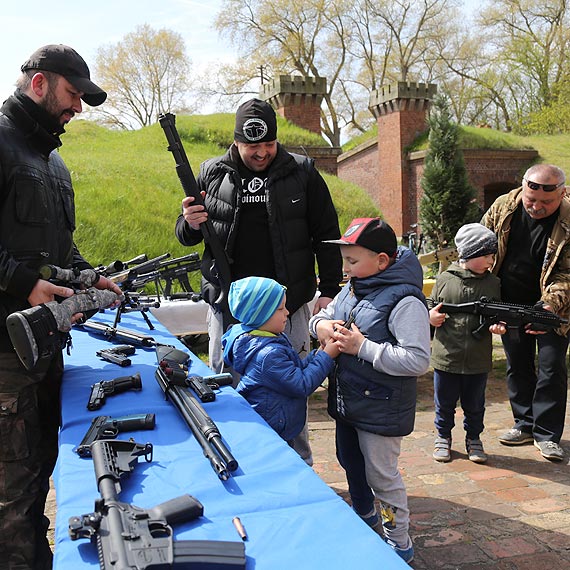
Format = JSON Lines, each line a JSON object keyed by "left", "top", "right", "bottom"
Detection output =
{"left": 524, "top": 178, "right": 565, "bottom": 192}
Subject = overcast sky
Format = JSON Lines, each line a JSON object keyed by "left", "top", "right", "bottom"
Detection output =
{"left": 1, "top": 0, "right": 478, "bottom": 114}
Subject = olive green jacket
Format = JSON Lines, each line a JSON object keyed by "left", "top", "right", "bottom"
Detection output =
{"left": 428, "top": 263, "right": 501, "bottom": 374}
{"left": 481, "top": 186, "right": 570, "bottom": 335}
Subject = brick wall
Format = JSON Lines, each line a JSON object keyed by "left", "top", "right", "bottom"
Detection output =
{"left": 275, "top": 95, "right": 322, "bottom": 135}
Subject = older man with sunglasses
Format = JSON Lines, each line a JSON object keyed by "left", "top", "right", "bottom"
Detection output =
{"left": 481, "top": 164, "right": 570, "bottom": 461}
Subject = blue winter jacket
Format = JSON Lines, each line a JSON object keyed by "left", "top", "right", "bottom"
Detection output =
{"left": 223, "top": 330, "right": 335, "bottom": 441}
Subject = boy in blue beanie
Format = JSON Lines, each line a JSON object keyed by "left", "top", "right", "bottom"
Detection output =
{"left": 222, "top": 276, "right": 340, "bottom": 458}
{"left": 309, "top": 218, "right": 431, "bottom": 564}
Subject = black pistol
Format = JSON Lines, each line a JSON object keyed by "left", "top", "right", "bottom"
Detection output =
{"left": 88, "top": 372, "right": 142, "bottom": 410}
{"left": 96, "top": 344, "right": 136, "bottom": 367}
{"left": 75, "top": 413, "right": 155, "bottom": 457}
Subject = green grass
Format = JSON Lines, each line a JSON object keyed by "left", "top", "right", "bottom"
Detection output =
{"left": 60, "top": 113, "right": 568, "bottom": 287}
{"left": 60, "top": 115, "right": 379, "bottom": 287}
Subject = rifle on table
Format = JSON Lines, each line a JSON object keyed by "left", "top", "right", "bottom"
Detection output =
{"left": 159, "top": 112, "right": 235, "bottom": 331}
{"left": 69, "top": 439, "right": 246, "bottom": 569}
{"left": 156, "top": 252, "right": 201, "bottom": 298}
{"left": 439, "top": 297, "right": 568, "bottom": 340}
{"left": 77, "top": 320, "right": 159, "bottom": 348}
{"left": 75, "top": 413, "right": 156, "bottom": 457}
{"left": 157, "top": 345, "right": 233, "bottom": 402}
{"left": 93, "top": 254, "right": 148, "bottom": 278}
{"left": 155, "top": 346, "right": 238, "bottom": 481}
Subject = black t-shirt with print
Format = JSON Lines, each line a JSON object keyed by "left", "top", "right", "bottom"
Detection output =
{"left": 498, "top": 203, "right": 558, "bottom": 304}
{"left": 232, "top": 163, "right": 276, "bottom": 280}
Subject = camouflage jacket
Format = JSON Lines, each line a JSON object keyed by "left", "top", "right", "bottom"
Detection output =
{"left": 481, "top": 186, "right": 570, "bottom": 335}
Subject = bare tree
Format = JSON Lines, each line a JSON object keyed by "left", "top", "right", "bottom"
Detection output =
{"left": 90, "top": 25, "right": 193, "bottom": 129}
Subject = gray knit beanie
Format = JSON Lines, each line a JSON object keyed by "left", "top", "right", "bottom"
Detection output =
{"left": 454, "top": 223, "right": 498, "bottom": 260}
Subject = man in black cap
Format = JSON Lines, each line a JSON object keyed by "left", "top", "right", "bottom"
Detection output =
{"left": 175, "top": 98, "right": 343, "bottom": 464}
{"left": 0, "top": 45, "right": 118, "bottom": 569}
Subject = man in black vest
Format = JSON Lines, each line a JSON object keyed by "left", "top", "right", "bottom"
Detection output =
{"left": 175, "top": 98, "right": 343, "bottom": 464}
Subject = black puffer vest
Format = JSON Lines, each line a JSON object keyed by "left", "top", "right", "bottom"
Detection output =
{"left": 198, "top": 145, "right": 316, "bottom": 314}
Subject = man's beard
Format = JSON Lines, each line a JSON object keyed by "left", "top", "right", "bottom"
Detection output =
{"left": 40, "top": 83, "right": 73, "bottom": 125}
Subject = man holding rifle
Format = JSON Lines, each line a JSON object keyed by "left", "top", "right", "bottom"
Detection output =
{"left": 0, "top": 45, "right": 120, "bottom": 569}
{"left": 482, "top": 164, "right": 570, "bottom": 461}
{"left": 175, "top": 98, "right": 343, "bottom": 464}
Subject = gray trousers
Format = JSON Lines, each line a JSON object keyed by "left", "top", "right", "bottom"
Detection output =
{"left": 208, "top": 304, "right": 313, "bottom": 465}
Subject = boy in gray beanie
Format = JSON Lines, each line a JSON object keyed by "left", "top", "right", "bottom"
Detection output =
{"left": 222, "top": 277, "right": 339, "bottom": 455}
{"left": 428, "top": 223, "right": 506, "bottom": 464}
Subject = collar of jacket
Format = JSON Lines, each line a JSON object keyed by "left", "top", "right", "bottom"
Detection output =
{"left": 1, "top": 90, "right": 63, "bottom": 156}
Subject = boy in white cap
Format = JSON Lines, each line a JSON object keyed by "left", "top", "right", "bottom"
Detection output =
{"left": 309, "top": 217, "right": 431, "bottom": 564}
{"left": 222, "top": 276, "right": 339, "bottom": 453}
{"left": 429, "top": 223, "right": 506, "bottom": 464}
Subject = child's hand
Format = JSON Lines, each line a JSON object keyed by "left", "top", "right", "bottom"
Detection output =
{"left": 489, "top": 322, "right": 507, "bottom": 335}
{"left": 315, "top": 319, "right": 342, "bottom": 347}
{"left": 429, "top": 302, "right": 447, "bottom": 327}
{"left": 333, "top": 322, "right": 364, "bottom": 356}
{"left": 323, "top": 337, "right": 341, "bottom": 359}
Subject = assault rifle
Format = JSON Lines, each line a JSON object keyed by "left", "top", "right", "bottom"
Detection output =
{"left": 159, "top": 112, "right": 235, "bottom": 331}
{"left": 155, "top": 345, "right": 238, "bottom": 480}
{"left": 439, "top": 297, "right": 568, "bottom": 340}
{"left": 69, "top": 439, "right": 246, "bottom": 569}
{"left": 156, "top": 252, "right": 201, "bottom": 298}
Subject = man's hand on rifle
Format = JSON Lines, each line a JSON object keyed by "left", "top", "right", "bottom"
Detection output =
{"left": 524, "top": 304, "right": 554, "bottom": 335}
{"left": 28, "top": 279, "right": 74, "bottom": 307}
{"left": 94, "top": 275, "right": 123, "bottom": 302}
{"left": 182, "top": 193, "right": 207, "bottom": 230}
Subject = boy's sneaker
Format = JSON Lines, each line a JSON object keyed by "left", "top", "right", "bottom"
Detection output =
{"left": 355, "top": 508, "right": 380, "bottom": 529}
{"left": 384, "top": 537, "right": 414, "bottom": 564}
{"left": 433, "top": 436, "right": 451, "bottom": 462}
{"left": 498, "top": 428, "right": 533, "bottom": 445}
{"left": 534, "top": 440, "right": 565, "bottom": 461}
{"left": 466, "top": 438, "right": 487, "bottom": 463}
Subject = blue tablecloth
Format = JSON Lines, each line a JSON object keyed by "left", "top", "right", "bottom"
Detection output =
{"left": 53, "top": 310, "right": 408, "bottom": 569}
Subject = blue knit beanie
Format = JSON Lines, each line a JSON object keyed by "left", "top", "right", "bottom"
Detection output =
{"left": 228, "top": 277, "right": 286, "bottom": 328}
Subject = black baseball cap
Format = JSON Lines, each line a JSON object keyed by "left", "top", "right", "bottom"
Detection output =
{"left": 234, "top": 98, "right": 277, "bottom": 143}
{"left": 21, "top": 44, "right": 107, "bottom": 107}
{"left": 325, "top": 218, "right": 398, "bottom": 256}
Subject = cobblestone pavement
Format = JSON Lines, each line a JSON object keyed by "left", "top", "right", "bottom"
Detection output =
{"left": 309, "top": 353, "right": 570, "bottom": 570}
{"left": 47, "top": 346, "right": 570, "bottom": 569}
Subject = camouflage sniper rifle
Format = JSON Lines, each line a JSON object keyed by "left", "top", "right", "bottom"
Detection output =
{"left": 439, "top": 297, "right": 568, "bottom": 340}
{"left": 159, "top": 112, "right": 235, "bottom": 332}
{"left": 69, "top": 439, "right": 246, "bottom": 569}
{"left": 6, "top": 264, "right": 121, "bottom": 370}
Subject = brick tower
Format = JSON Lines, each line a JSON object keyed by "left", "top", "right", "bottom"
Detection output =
{"left": 369, "top": 81, "right": 437, "bottom": 236}
{"left": 261, "top": 75, "right": 326, "bottom": 136}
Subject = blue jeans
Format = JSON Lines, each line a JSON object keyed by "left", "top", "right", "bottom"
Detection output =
{"left": 433, "top": 369, "right": 487, "bottom": 440}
